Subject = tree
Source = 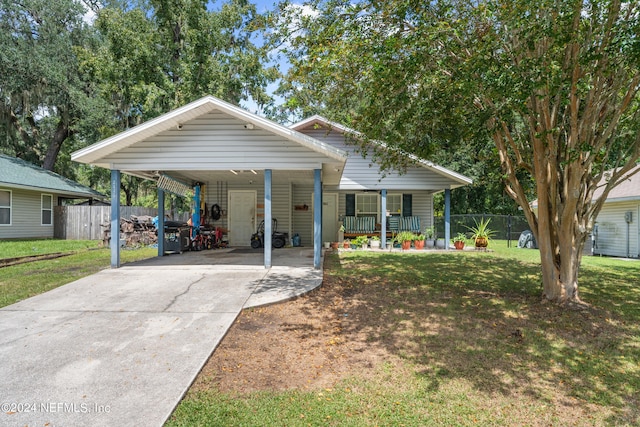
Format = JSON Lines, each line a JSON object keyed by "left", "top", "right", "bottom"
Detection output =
{"left": 0, "top": 0, "right": 107, "bottom": 172}
{"left": 75, "top": 0, "right": 278, "bottom": 205}
{"left": 274, "top": 0, "right": 640, "bottom": 304}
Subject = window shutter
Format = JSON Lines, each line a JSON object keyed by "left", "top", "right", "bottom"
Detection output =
{"left": 345, "top": 194, "right": 356, "bottom": 216}
{"left": 402, "top": 194, "right": 412, "bottom": 217}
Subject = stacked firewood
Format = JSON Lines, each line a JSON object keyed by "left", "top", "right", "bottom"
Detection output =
{"left": 102, "top": 215, "right": 158, "bottom": 247}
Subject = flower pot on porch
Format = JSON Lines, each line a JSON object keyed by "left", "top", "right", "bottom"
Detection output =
{"left": 425, "top": 239, "right": 435, "bottom": 249}
{"left": 454, "top": 241, "right": 465, "bottom": 250}
{"left": 331, "top": 242, "right": 340, "bottom": 249}
{"left": 401, "top": 240, "right": 412, "bottom": 250}
{"left": 414, "top": 239, "right": 425, "bottom": 250}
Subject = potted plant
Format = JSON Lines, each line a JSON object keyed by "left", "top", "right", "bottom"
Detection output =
{"left": 424, "top": 226, "right": 435, "bottom": 248}
{"left": 466, "top": 218, "right": 496, "bottom": 249}
{"left": 343, "top": 239, "right": 351, "bottom": 249}
{"left": 414, "top": 233, "right": 426, "bottom": 250}
{"left": 396, "top": 231, "right": 415, "bottom": 250}
{"left": 452, "top": 232, "right": 466, "bottom": 250}
{"left": 370, "top": 235, "right": 381, "bottom": 249}
{"left": 352, "top": 235, "right": 369, "bottom": 249}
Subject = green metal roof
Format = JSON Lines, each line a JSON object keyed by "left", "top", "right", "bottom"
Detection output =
{"left": 0, "top": 154, "right": 104, "bottom": 198}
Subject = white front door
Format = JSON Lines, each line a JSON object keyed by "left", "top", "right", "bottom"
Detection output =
{"left": 228, "top": 190, "right": 256, "bottom": 247}
{"left": 322, "top": 193, "right": 338, "bottom": 243}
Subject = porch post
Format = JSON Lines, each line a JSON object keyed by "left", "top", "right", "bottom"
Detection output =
{"left": 444, "top": 188, "right": 451, "bottom": 250}
{"left": 313, "top": 169, "right": 322, "bottom": 269}
{"left": 110, "top": 169, "right": 121, "bottom": 268}
{"left": 264, "top": 169, "right": 272, "bottom": 269}
{"left": 157, "top": 188, "right": 165, "bottom": 257}
{"left": 380, "top": 189, "right": 387, "bottom": 249}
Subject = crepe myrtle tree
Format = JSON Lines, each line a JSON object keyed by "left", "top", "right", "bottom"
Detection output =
{"left": 273, "top": 0, "right": 640, "bottom": 304}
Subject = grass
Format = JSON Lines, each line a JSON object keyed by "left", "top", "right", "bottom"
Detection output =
{"left": 0, "top": 239, "right": 156, "bottom": 307}
{"left": 0, "top": 238, "right": 101, "bottom": 259}
{"left": 167, "top": 241, "right": 640, "bottom": 426}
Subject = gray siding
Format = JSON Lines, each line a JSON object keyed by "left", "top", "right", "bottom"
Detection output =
{"left": 292, "top": 184, "right": 314, "bottom": 246}
{"left": 594, "top": 201, "right": 640, "bottom": 258}
{"left": 336, "top": 190, "right": 433, "bottom": 233}
{"left": 0, "top": 188, "right": 55, "bottom": 239}
{"left": 302, "top": 128, "right": 457, "bottom": 191}
{"left": 202, "top": 180, "right": 293, "bottom": 243}
{"left": 101, "top": 112, "right": 331, "bottom": 171}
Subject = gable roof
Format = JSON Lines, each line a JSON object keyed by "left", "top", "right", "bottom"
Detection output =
{"left": 290, "top": 115, "right": 473, "bottom": 187}
{"left": 0, "top": 155, "right": 104, "bottom": 198}
{"left": 593, "top": 164, "right": 640, "bottom": 202}
{"left": 72, "top": 96, "right": 347, "bottom": 168}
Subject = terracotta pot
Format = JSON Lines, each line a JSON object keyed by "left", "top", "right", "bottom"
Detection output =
{"left": 454, "top": 241, "right": 465, "bottom": 250}
{"left": 331, "top": 242, "right": 339, "bottom": 249}
{"left": 414, "top": 239, "right": 425, "bottom": 250}
{"left": 401, "top": 240, "right": 411, "bottom": 250}
{"left": 343, "top": 241, "right": 350, "bottom": 249}
{"left": 475, "top": 237, "right": 488, "bottom": 248}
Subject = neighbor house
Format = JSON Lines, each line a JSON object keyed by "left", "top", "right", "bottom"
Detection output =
{"left": 71, "top": 95, "right": 472, "bottom": 268}
{"left": 592, "top": 164, "right": 640, "bottom": 258}
{"left": 0, "top": 154, "right": 104, "bottom": 239}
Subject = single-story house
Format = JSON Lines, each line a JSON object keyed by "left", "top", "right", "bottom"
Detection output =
{"left": 71, "top": 95, "right": 472, "bottom": 268}
{"left": 592, "top": 164, "right": 640, "bottom": 258}
{"left": 0, "top": 154, "right": 104, "bottom": 239}
{"left": 290, "top": 115, "right": 471, "bottom": 244}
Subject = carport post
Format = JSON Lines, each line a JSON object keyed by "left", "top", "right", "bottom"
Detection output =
{"left": 444, "top": 188, "right": 451, "bottom": 250}
{"left": 381, "top": 189, "right": 387, "bottom": 249}
{"left": 157, "top": 188, "right": 165, "bottom": 256}
{"left": 313, "top": 169, "right": 322, "bottom": 269}
{"left": 110, "top": 169, "right": 121, "bottom": 268}
{"left": 264, "top": 169, "right": 272, "bottom": 269}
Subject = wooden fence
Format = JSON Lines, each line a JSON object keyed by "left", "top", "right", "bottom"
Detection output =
{"left": 54, "top": 206, "right": 159, "bottom": 240}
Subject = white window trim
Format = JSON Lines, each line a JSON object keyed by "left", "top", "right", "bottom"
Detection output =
{"left": 41, "top": 193, "right": 53, "bottom": 226}
{"left": 0, "top": 189, "right": 11, "bottom": 226}
{"left": 387, "top": 193, "right": 403, "bottom": 216}
{"left": 355, "top": 193, "right": 380, "bottom": 222}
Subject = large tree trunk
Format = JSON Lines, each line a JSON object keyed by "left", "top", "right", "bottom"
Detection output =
{"left": 42, "top": 120, "right": 71, "bottom": 171}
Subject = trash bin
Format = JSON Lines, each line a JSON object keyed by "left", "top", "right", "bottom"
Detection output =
{"left": 292, "top": 233, "right": 301, "bottom": 247}
{"left": 163, "top": 223, "right": 190, "bottom": 254}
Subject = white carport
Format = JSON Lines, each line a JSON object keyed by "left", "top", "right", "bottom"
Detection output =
{"left": 72, "top": 96, "right": 347, "bottom": 269}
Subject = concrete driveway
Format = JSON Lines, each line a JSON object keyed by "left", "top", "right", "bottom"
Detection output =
{"left": 0, "top": 248, "right": 322, "bottom": 427}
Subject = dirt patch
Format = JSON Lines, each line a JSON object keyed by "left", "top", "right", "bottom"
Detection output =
{"left": 191, "top": 258, "right": 392, "bottom": 394}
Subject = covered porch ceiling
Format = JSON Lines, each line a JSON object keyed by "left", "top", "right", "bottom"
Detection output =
{"left": 124, "top": 169, "right": 340, "bottom": 192}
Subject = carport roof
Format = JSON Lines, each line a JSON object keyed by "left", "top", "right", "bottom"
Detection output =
{"left": 71, "top": 96, "right": 347, "bottom": 167}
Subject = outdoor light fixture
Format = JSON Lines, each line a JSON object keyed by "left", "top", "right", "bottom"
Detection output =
{"left": 244, "top": 123, "right": 254, "bottom": 129}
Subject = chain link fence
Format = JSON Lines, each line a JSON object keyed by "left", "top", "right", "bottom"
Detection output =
{"left": 434, "top": 214, "right": 531, "bottom": 245}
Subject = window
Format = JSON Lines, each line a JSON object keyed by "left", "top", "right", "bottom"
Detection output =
{"left": 387, "top": 194, "right": 402, "bottom": 216}
{"left": 356, "top": 193, "right": 379, "bottom": 220}
{"left": 41, "top": 194, "right": 53, "bottom": 226}
{"left": 0, "top": 190, "right": 11, "bottom": 225}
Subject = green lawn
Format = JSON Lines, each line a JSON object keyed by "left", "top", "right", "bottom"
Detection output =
{"left": 0, "top": 238, "right": 101, "bottom": 259}
{"left": 0, "top": 239, "right": 156, "bottom": 307}
{"left": 168, "top": 241, "right": 640, "bottom": 426}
